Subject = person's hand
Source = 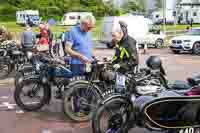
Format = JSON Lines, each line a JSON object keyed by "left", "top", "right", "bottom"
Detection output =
{"left": 81, "top": 56, "right": 91, "bottom": 64}
{"left": 113, "top": 64, "right": 120, "bottom": 70}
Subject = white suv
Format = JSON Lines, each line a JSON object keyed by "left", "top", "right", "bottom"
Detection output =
{"left": 169, "top": 28, "right": 200, "bottom": 54}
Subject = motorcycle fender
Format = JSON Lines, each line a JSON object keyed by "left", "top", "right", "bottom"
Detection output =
{"left": 101, "top": 94, "right": 131, "bottom": 105}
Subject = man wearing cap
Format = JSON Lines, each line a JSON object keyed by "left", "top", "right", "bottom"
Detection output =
{"left": 112, "top": 21, "right": 139, "bottom": 73}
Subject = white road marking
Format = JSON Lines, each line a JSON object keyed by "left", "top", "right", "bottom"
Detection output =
{"left": 16, "top": 110, "right": 24, "bottom": 114}
{"left": 0, "top": 101, "right": 40, "bottom": 110}
{"left": 41, "top": 129, "right": 52, "bottom": 133}
{"left": 2, "top": 102, "right": 15, "bottom": 110}
{"left": 0, "top": 96, "right": 9, "bottom": 99}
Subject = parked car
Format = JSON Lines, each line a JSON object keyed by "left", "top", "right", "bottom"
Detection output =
{"left": 99, "top": 15, "right": 166, "bottom": 49}
{"left": 60, "top": 12, "right": 94, "bottom": 26}
{"left": 169, "top": 27, "right": 200, "bottom": 54}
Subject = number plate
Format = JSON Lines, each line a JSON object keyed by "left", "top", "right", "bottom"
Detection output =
{"left": 24, "top": 71, "right": 35, "bottom": 76}
{"left": 179, "top": 128, "right": 200, "bottom": 133}
{"left": 116, "top": 75, "right": 126, "bottom": 86}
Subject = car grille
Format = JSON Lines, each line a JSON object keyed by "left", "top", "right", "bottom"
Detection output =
{"left": 172, "top": 40, "right": 182, "bottom": 44}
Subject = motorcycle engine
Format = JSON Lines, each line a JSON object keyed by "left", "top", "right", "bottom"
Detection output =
{"left": 136, "top": 78, "right": 163, "bottom": 95}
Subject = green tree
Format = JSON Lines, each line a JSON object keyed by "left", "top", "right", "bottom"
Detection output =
{"left": 155, "top": 0, "right": 163, "bottom": 9}
{"left": 122, "top": 0, "right": 144, "bottom": 13}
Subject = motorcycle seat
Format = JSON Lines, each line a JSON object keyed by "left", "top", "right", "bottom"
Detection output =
{"left": 12, "top": 50, "right": 23, "bottom": 56}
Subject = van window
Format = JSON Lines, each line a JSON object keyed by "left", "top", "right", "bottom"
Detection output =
{"left": 69, "top": 16, "right": 76, "bottom": 20}
{"left": 193, "top": 12, "right": 197, "bottom": 16}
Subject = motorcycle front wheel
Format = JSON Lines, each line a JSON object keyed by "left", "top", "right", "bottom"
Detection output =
{"left": 63, "top": 82, "right": 102, "bottom": 122}
{"left": 14, "top": 79, "right": 50, "bottom": 111}
{"left": 92, "top": 97, "right": 132, "bottom": 133}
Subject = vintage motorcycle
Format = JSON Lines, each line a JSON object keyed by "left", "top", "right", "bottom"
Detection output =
{"left": 0, "top": 40, "right": 32, "bottom": 79}
{"left": 14, "top": 53, "right": 109, "bottom": 112}
{"left": 92, "top": 56, "right": 200, "bottom": 133}
{"left": 62, "top": 56, "right": 169, "bottom": 122}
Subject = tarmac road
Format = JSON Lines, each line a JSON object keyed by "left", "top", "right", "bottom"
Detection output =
{"left": 0, "top": 48, "right": 200, "bottom": 133}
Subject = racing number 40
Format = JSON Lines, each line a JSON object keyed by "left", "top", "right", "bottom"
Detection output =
{"left": 179, "top": 128, "right": 194, "bottom": 133}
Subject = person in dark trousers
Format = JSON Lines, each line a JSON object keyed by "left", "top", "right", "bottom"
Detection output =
{"left": 27, "top": 16, "right": 34, "bottom": 27}
{"left": 190, "top": 18, "right": 193, "bottom": 28}
{"left": 21, "top": 25, "right": 36, "bottom": 51}
{"left": 46, "top": 23, "right": 53, "bottom": 55}
{"left": 111, "top": 21, "right": 139, "bottom": 73}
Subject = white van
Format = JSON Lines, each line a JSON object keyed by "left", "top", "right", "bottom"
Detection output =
{"left": 99, "top": 15, "right": 166, "bottom": 48}
{"left": 16, "top": 10, "right": 41, "bottom": 25}
{"left": 61, "top": 12, "right": 93, "bottom": 26}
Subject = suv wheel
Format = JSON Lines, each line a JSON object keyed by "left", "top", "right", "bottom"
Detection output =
{"left": 192, "top": 42, "right": 200, "bottom": 55}
{"left": 155, "top": 39, "right": 164, "bottom": 48}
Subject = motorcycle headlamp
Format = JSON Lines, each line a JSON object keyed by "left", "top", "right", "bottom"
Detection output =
{"left": 35, "top": 63, "right": 41, "bottom": 72}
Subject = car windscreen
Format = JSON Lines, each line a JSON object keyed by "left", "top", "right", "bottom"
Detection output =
{"left": 186, "top": 29, "right": 200, "bottom": 35}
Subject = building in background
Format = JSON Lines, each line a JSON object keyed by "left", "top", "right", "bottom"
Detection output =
{"left": 176, "top": 0, "right": 200, "bottom": 24}
{"left": 150, "top": 0, "right": 178, "bottom": 24}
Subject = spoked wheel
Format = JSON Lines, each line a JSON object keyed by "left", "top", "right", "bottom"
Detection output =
{"left": 63, "top": 83, "right": 102, "bottom": 122}
{"left": 193, "top": 42, "right": 200, "bottom": 55}
{"left": 0, "top": 62, "right": 12, "bottom": 80}
{"left": 92, "top": 98, "right": 132, "bottom": 133}
{"left": 14, "top": 79, "right": 50, "bottom": 111}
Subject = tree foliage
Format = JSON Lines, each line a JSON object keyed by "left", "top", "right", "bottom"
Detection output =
{"left": 0, "top": 0, "right": 143, "bottom": 20}
{"left": 122, "top": 0, "right": 145, "bottom": 13}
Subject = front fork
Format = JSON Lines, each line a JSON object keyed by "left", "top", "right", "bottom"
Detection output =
{"left": 40, "top": 74, "right": 52, "bottom": 105}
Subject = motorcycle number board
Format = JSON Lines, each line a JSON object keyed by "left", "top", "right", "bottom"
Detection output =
{"left": 179, "top": 128, "right": 200, "bottom": 133}
{"left": 116, "top": 75, "right": 126, "bottom": 86}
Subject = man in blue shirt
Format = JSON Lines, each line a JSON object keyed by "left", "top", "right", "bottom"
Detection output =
{"left": 64, "top": 15, "right": 96, "bottom": 74}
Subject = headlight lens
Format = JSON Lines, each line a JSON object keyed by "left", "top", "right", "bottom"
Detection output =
{"left": 35, "top": 63, "right": 41, "bottom": 72}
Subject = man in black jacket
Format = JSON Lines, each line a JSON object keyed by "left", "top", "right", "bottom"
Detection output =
{"left": 112, "top": 21, "right": 139, "bottom": 73}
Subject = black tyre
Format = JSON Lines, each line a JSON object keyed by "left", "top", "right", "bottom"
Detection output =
{"left": 192, "top": 42, "right": 200, "bottom": 55}
{"left": 14, "top": 79, "right": 50, "bottom": 111}
{"left": 0, "top": 56, "right": 13, "bottom": 79}
{"left": 0, "top": 64, "right": 12, "bottom": 79}
{"left": 15, "top": 71, "right": 23, "bottom": 87}
{"left": 92, "top": 98, "right": 132, "bottom": 133}
{"left": 63, "top": 82, "right": 102, "bottom": 122}
{"left": 155, "top": 39, "right": 164, "bottom": 48}
{"left": 172, "top": 50, "right": 180, "bottom": 54}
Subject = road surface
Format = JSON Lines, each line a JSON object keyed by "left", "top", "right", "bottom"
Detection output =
{"left": 0, "top": 48, "right": 200, "bottom": 133}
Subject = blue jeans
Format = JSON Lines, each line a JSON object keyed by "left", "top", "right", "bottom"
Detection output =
{"left": 70, "top": 64, "right": 86, "bottom": 76}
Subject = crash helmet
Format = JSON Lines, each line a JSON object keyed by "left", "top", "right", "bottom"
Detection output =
{"left": 146, "top": 56, "right": 162, "bottom": 70}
